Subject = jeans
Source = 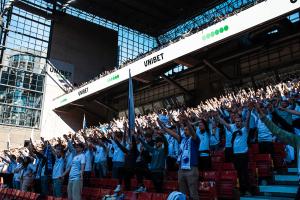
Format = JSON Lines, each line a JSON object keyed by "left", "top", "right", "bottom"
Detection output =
{"left": 68, "top": 180, "right": 83, "bottom": 200}
{"left": 118, "top": 167, "right": 134, "bottom": 191}
{"left": 21, "top": 176, "right": 34, "bottom": 192}
{"left": 94, "top": 161, "right": 107, "bottom": 178}
{"left": 258, "top": 141, "right": 274, "bottom": 154}
{"left": 198, "top": 156, "right": 211, "bottom": 171}
{"left": 53, "top": 178, "right": 63, "bottom": 197}
{"left": 13, "top": 180, "right": 21, "bottom": 190}
{"left": 112, "top": 161, "right": 124, "bottom": 179}
{"left": 151, "top": 171, "right": 164, "bottom": 193}
{"left": 234, "top": 153, "right": 250, "bottom": 194}
{"left": 41, "top": 176, "right": 49, "bottom": 196}
{"left": 178, "top": 167, "right": 199, "bottom": 200}
{"left": 225, "top": 147, "right": 233, "bottom": 162}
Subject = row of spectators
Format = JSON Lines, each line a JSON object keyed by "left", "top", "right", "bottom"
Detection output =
{"left": 0, "top": 75, "right": 299, "bottom": 200}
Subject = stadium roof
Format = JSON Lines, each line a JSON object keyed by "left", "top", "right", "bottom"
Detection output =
{"left": 57, "top": 0, "right": 226, "bottom": 36}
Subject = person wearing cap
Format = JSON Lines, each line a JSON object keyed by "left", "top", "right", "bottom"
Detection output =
{"left": 60, "top": 142, "right": 85, "bottom": 200}
{"left": 138, "top": 127, "right": 168, "bottom": 193}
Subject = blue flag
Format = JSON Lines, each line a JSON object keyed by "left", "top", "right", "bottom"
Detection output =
{"left": 83, "top": 114, "right": 87, "bottom": 130}
{"left": 128, "top": 70, "right": 135, "bottom": 140}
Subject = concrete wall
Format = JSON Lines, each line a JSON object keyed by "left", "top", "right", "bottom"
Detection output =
{"left": 50, "top": 13, "right": 118, "bottom": 84}
{"left": 0, "top": 125, "right": 40, "bottom": 150}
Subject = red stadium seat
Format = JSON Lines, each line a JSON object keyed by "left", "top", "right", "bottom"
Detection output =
{"left": 166, "top": 171, "right": 178, "bottom": 180}
{"left": 250, "top": 143, "right": 259, "bottom": 154}
{"left": 137, "top": 192, "right": 153, "bottom": 200}
{"left": 151, "top": 193, "right": 168, "bottom": 200}
{"left": 211, "top": 156, "right": 224, "bottom": 170}
{"left": 203, "top": 171, "right": 220, "bottom": 182}
{"left": 6, "top": 188, "right": 14, "bottom": 200}
{"left": 143, "top": 180, "right": 154, "bottom": 192}
{"left": 222, "top": 163, "right": 235, "bottom": 171}
{"left": 20, "top": 191, "right": 27, "bottom": 200}
{"left": 25, "top": 192, "right": 32, "bottom": 199}
{"left": 29, "top": 192, "right": 39, "bottom": 200}
{"left": 0, "top": 188, "right": 6, "bottom": 199}
{"left": 255, "top": 154, "right": 273, "bottom": 178}
{"left": 211, "top": 150, "right": 224, "bottom": 157}
{"left": 131, "top": 179, "right": 138, "bottom": 190}
{"left": 248, "top": 161, "right": 259, "bottom": 194}
{"left": 164, "top": 181, "right": 178, "bottom": 193}
{"left": 123, "top": 191, "right": 137, "bottom": 200}
{"left": 46, "top": 196, "right": 55, "bottom": 200}
{"left": 218, "top": 170, "right": 239, "bottom": 199}
{"left": 199, "top": 181, "right": 217, "bottom": 200}
{"left": 273, "top": 143, "right": 285, "bottom": 153}
{"left": 99, "top": 188, "right": 112, "bottom": 198}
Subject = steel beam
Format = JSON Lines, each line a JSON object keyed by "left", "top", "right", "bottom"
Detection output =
{"left": 161, "top": 74, "right": 192, "bottom": 97}
{"left": 203, "top": 59, "right": 231, "bottom": 81}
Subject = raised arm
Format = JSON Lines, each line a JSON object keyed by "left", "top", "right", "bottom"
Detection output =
{"left": 256, "top": 103, "right": 299, "bottom": 148}
{"left": 138, "top": 137, "right": 155, "bottom": 153}
{"left": 157, "top": 119, "right": 180, "bottom": 142}
{"left": 113, "top": 138, "right": 129, "bottom": 154}
{"left": 48, "top": 141, "right": 58, "bottom": 157}
{"left": 279, "top": 107, "right": 300, "bottom": 116}
{"left": 216, "top": 114, "right": 231, "bottom": 130}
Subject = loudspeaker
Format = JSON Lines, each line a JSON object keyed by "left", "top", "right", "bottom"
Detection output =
{"left": 290, "top": 0, "right": 297, "bottom": 3}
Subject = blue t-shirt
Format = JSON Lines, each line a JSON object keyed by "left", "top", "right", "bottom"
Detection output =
{"left": 69, "top": 153, "right": 85, "bottom": 181}
{"left": 94, "top": 145, "right": 107, "bottom": 163}
{"left": 84, "top": 150, "right": 93, "bottom": 172}
{"left": 231, "top": 126, "right": 248, "bottom": 154}
{"left": 52, "top": 157, "right": 64, "bottom": 179}
{"left": 196, "top": 127, "right": 210, "bottom": 157}
{"left": 111, "top": 140, "right": 126, "bottom": 162}
{"left": 225, "top": 124, "right": 236, "bottom": 148}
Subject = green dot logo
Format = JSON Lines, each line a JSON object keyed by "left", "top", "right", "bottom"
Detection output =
{"left": 206, "top": 33, "right": 211, "bottom": 39}
{"left": 202, "top": 25, "right": 229, "bottom": 41}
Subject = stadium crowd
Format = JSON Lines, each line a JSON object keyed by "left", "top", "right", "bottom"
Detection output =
{"left": 0, "top": 74, "right": 300, "bottom": 200}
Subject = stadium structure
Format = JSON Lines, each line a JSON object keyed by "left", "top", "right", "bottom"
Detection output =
{"left": 0, "top": 0, "right": 299, "bottom": 199}
{"left": 0, "top": 0, "right": 299, "bottom": 149}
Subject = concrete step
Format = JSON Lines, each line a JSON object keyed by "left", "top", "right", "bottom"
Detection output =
{"left": 274, "top": 174, "right": 298, "bottom": 182}
{"left": 259, "top": 185, "right": 298, "bottom": 196}
{"left": 241, "top": 196, "right": 294, "bottom": 200}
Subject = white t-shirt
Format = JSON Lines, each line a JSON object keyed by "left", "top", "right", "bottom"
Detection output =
{"left": 69, "top": 153, "right": 85, "bottom": 181}
{"left": 231, "top": 126, "right": 248, "bottom": 154}
{"left": 52, "top": 157, "right": 65, "bottom": 179}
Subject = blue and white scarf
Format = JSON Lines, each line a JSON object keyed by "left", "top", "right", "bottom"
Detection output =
{"left": 177, "top": 137, "right": 192, "bottom": 170}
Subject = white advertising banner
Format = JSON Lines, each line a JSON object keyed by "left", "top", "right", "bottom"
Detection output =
{"left": 53, "top": 0, "right": 300, "bottom": 109}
